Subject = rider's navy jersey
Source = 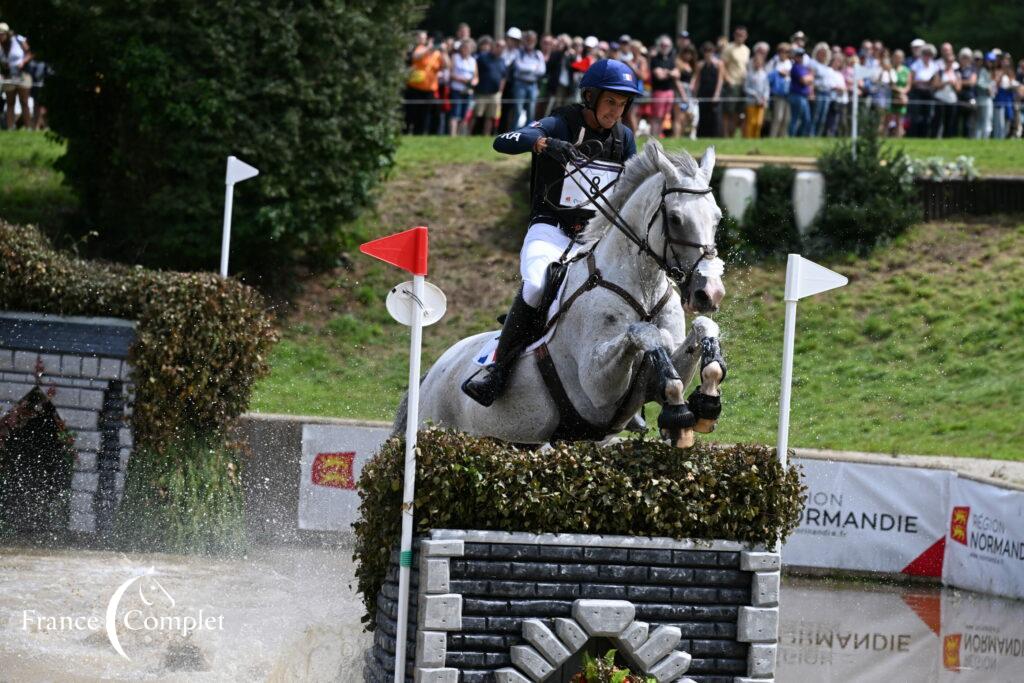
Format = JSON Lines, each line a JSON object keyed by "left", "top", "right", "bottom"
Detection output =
{"left": 493, "top": 103, "right": 637, "bottom": 231}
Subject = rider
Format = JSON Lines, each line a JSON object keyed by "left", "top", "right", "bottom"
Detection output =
{"left": 462, "top": 58, "right": 643, "bottom": 406}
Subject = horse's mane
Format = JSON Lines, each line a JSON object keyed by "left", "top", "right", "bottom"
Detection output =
{"left": 578, "top": 146, "right": 701, "bottom": 243}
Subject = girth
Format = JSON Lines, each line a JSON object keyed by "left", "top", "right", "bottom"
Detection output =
{"left": 534, "top": 251, "right": 672, "bottom": 442}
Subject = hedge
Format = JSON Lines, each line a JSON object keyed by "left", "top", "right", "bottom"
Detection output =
{"left": 0, "top": 222, "right": 277, "bottom": 451}
{"left": 7, "top": 0, "right": 421, "bottom": 280}
{"left": 353, "top": 429, "right": 805, "bottom": 627}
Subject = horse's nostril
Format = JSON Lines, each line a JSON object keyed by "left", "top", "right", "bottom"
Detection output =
{"left": 693, "top": 290, "right": 712, "bottom": 309}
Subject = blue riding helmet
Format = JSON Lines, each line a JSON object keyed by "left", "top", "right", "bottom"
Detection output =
{"left": 580, "top": 58, "right": 646, "bottom": 97}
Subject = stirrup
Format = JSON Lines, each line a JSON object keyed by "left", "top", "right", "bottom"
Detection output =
{"left": 461, "top": 365, "right": 507, "bottom": 407}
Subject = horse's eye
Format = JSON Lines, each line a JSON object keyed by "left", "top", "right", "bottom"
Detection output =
{"left": 669, "top": 213, "right": 683, "bottom": 227}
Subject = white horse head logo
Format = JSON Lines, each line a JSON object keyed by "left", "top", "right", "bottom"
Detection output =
{"left": 105, "top": 568, "right": 174, "bottom": 660}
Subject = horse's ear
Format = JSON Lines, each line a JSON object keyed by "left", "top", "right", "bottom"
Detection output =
{"left": 650, "top": 139, "right": 683, "bottom": 186}
{"left": 698, "top": 146, "right": 716, "bottom": 184}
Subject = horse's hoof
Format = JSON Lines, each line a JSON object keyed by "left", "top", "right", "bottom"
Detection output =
{"left": 658, "top": 402, "right": 696, "bottom": 430}
{"left": 694, "top": 418, "right": 717, "bottom": 434}
{"left": 662, "top": 427, "right": 696, "bottom": 449}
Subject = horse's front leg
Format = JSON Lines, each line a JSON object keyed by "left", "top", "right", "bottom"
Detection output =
{"left": 672, "top": 316, "right": 727, "bottom": 434}
{"left": 579, "top": 321, "right": 696, "bottom": 448}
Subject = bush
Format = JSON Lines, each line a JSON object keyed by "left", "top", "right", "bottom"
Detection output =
{"left": 8, "top": 1, "right": 421, "bottom": 281}
{"left": 741, "top": 164, "right": 800, "bottom": 256}
{"left": 814, "top": 113, "right": 921, "bottom": 252}
{"left": 0, "top": 222, "right": 277, "bottom": 451}
{"left": 115, "top": 431, "right": 246, "bottom": 554}
{"left": 353, "top": 429, "right": 805, "bottom": 627}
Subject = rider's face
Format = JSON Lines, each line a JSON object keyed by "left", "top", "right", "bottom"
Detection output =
{"left": 594, "top": 91, "right": 630, "bottom": 129}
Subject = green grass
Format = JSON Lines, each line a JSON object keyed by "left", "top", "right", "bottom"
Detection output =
{"left": 0, "top": 131, "right": 77, "bottom": 232}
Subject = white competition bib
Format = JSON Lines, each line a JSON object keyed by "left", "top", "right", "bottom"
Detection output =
{"left": 560, "top": 160, "right": 623, "bottom": 209}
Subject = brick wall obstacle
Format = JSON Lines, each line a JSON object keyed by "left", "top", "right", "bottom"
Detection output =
{"left": 0, "top": 312, "right": 135, "bottom": 535}
{"left": 366, "top": 530, "right": 780, "bottom": 683}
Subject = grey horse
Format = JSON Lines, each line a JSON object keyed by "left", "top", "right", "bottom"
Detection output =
{"left": 396, "top": 139, "right": 727, "bottom": 447}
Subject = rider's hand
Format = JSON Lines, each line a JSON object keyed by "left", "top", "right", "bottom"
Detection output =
{"left": 539, "top": 137, "right": 575, "bottom": 162}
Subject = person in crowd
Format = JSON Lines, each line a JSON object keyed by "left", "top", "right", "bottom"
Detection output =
{"left": 932, "top": 45, "right": 961, "bottom": 137}
{"left": 743, "top": 50, "right": 769, "bottom": 138}
{"left": 456, "top": 22, "right": 471, "bottom": 42}
{"left": 26, "top": 58, "right": 49, "bottom": 130}
{"left": 908, "top": 43, "right": 938, "bottom": 137}
{"left": 676, "top": 30, "right": 692, "bottom": 57}
{"left": 908, "top": 38, "right": 925, "bottom": 67}
{"left": 404, "top": 31, "right": 448, "bottom": 135}
{"left": 674, "top": 44, "right": 697, "bottom": 138}
{"left": 790, "top": 31, "right": 807, "bottom": 54}
{"left": 992, "top": 53, "right": 1017, "bottom": 139}
{"left": 975, "top": 51, "right": 995, "bottom": 139}
{"left": 545, "top": 34, "right": 575, "bottom": 115}
{"left": 647, "top": 35, "right": 679, "bottom": 137}
{"left": 570, "top": 36, "right": 600, "bottom": 88}
{"left": 886, "top": 49, "right": 911, "bottom": 137}
{"left": 509, "top": 30, "right": 546, "bottom": 129}
{"left": 1, "top": 22, "right": 33, "bottom": 131}
{"left": 788, "top": 46, "right": 813, "bottom": 136}
{"left": 767, "top": 42, "right": 793, "bottom": 137}
{"left": 956, "top": 47, "right": 978, "bottom": 137}
{"left": 474, "top": 36, "right": 506, "bottom": 136}
{"left": 435, "top": 39, "right": 454, "bottom": 134}
{"left": 827, "top": 51, "right": 850, "bottom": 137}
{"left": 462, "top": 59, "right": 641, "bottom": 406}
{"left": 720, "top": 25, "right": 750, "bottom": 137}
{"left": 449, "top": 39, "right": 478, "bottom": 136}
{"left": 809, "top": 42, "right": 833, "bottom": 136}
{"left": 692, "top": 41, "right": 723, "bottom": 138}
{"left": 498, "top": 27, "right": 522, "bottom": 133}
{"left": 624, "top": 39, "right": 649, "bottom": 131}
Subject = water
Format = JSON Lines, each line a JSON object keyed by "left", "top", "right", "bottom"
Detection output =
{"left": 2, "top": 546, "right": 1021, "bottom": 681}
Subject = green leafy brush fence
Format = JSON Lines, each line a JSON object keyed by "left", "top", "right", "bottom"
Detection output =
{"left": 0, "top": 222, "right": 277, "bottom": 552}
{"left": 353, "top": 429, "right": 805, "bottom": 627}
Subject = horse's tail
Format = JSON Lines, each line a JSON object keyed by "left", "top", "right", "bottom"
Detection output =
{"left": 391, "top": 369, "right": 431, "bottom": 437}
{"left": 391, "top": 390, "right": 410, "bottom": 437}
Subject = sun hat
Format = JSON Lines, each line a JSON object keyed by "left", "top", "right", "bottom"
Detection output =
{"left": 506, "top": 27, "right": 522, "bottom": 40}
{"left": 910, "top": 38, "right": 925, "bottom": 48}
{"left": 584, "top": 35, "right": 598, "bottom": 49}
{"left": 0, "top": 22, "right": 10, "bottom": 33}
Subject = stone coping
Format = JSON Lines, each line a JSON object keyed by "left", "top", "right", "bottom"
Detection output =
{"left": 429, "top": 529, "right": 767, "bottom": 553}
{"left": 0, "top": 310, "right": 136, "bottom": 328}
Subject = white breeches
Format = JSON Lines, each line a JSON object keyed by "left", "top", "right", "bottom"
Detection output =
{"left": 519, "top": 222, "right": 581, "bottom": 308}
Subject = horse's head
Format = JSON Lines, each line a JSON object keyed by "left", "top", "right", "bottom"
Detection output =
{"left": 646, "top": 139, "right": 725, "bottom": 314}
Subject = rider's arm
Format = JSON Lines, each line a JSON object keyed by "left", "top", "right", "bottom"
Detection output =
{"left": 493, "top": 115, "right": 569, "bottom": 155}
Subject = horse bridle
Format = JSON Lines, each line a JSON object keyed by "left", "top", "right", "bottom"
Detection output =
{"left": 554, "top": 142, "right": 719, "bottom": 292}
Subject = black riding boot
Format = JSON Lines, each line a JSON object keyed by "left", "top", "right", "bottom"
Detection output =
{"left": 462, "top": 291, "right": 542, "bottom": 407}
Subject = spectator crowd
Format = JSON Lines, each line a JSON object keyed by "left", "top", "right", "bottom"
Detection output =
{"left": 0, "top": 21, "right": 49, "bottom": 131}
{"left": 403, "top": 22, "right": 1024, "bottom": 140}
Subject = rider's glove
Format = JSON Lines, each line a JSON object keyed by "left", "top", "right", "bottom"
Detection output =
{"left": 542, "top": 138, "right": 576, "bottom": 163}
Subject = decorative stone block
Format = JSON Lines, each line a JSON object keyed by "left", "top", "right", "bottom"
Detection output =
{"left": 71, "top": 472, "right": 99, "bottom": 493}
{"left": 752, "top": 572, "right": 780, "bottom": 607}
{"left": 420, "top": 558, "right": 451, "bottom": 594}
{"left": 0, "top": 349, "right": 13, "bottom": 370}
{"left": 60, "top": 354, "right": 82, "bottom": 377}
{"left": 416, "top": 630, "right": 447, "bottom": 668}
{"left": 79, "top": 389, "right": 105, "bottom": 410}
{"left": 119, "top": 428, "right": 133, "bottom": 448}
{"left": 13, "top": 351, "right": 38, "bottom": 373}
{"left": 618, "top": 620, "right": 649, "bottom": 654}
{"left": 740, "top": 551, "right": 780, "bottom": 572}
{"left": 737, "top": 607, "right": 779, "bottom": 643}
{"left": 633, "top": 625, "right": 682, "bottom": 670}
{"left": 421, "top": 539, "right": 465, "bottom": 557}
{"left": 572, "top": 599, "right": 635, "bottom": 637}
{"left": 510, "top": 645, "right": 554, "bottom": 682}
{"left": 59, "top": 408, "right": 99, "bottom": 430}
{"left": 647, "top": 650, "right": 691, "bottom": 682}
{"left": 75, "top": 451, "right": 97, "bottom": 471}
{"left": 734, "top": 679, "right": 775, "bottom": 683}
{"left": 554, "top": 617, "right": 588, "bottom": 653}
{"left": 68, "top": 509, "right": 96, "bottom": 533}
{"left": 70, "top": 491, "right": 94, "bottom": 515}
{"left": 79, "top": 356, "right": 99, "bottom": 377}
{"left": 493, "top": 668, "right": 531, "bottom": 683}
{"left": 748, "top": 643, "right": 777, "bottom": 677}
{"left": 39, "top": 353, "right": 62, "bottom": 375}
{"left": 75, "top": 430, "right": 101, "bottom": 451}
{"left": 98, "top": 358, "right": 122, "bottom": 380}
{"left": 419, "top": 594, "right": 462, "bottom": 631}
{"left": 522, "top": 619, "right": 571, "bottom": 667}
{"left": 413, "top": 668, "right": 458, "bottom": 683}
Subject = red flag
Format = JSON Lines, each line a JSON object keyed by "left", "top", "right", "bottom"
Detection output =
{"left": 359, "top": 226, "right": 428, "bottom": 275}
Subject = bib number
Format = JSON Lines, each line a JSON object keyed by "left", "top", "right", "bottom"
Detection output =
{"left": 560, "top": 160, "right": 623, "bottom": 208}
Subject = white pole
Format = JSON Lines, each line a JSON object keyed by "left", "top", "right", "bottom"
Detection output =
{"left": 776, "top": 255, "right": 801, "bottom": 468}
{"left": 393, "top": 274, "right": 424, "bottom": 683}
{"left": 220, "top": 183, "right": 235, "bottom": 278}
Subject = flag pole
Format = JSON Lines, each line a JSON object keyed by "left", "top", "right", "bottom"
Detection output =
{"left": 393, "top": 274, "right": 424, "bottom": 682}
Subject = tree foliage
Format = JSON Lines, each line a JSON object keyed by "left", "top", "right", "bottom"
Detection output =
{"left": 5, "top": 0, "right": 420, "bottom": 282}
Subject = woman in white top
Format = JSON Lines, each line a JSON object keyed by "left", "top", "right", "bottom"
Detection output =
{"left": 449, "top": 40, "right": 479, "bottom": 136}
{"left": 908, "top": 44, "right": 938, "bottom": 136}
{"left": 931, "top": 51, "right": 960, "bottom": 137}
